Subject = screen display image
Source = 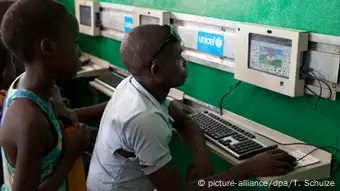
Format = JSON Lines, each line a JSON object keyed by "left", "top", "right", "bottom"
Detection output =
{"left": 259, "top": 46, "right": 283, "bottom": 67}
{"left": 248, "top": 34, "right": 292, "bottom": 78}
{"left": 80, "top": 5, "right": 91, "bottom": 27}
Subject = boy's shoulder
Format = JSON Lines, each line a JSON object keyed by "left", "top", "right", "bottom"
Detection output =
{"left": 2, "top": 97, "right": 49, "bottom": 130}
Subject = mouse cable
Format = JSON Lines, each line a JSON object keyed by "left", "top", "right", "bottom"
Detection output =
{"left": 253, "top": 132, "right": 340, "bottom": 176}
{"left": 219, "top": 81, "right": 242, "bottom": 116}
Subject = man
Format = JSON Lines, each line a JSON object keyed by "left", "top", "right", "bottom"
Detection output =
{"left": 87, "top": 24, "right": 296, "bottom": 191}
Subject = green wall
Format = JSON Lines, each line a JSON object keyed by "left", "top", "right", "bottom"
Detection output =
{"left": 61, "top": 0, "right": 340, "bottom": 190}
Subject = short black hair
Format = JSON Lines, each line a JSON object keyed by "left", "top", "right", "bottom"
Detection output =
{"left": 1, "top": 0, "right": 76, "bottom": 63}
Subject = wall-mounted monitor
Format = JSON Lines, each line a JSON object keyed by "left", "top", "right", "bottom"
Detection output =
{"left": 234, "top": 23, "right": 309, "bottom": 97}
{"left": 75, "top": 0, "right": 100, "bottom": 36}
{"left": 133, "top": 7, "right": 170, "bottom": 27}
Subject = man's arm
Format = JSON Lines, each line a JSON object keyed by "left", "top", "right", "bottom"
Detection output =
{"left": 168, "top": 100, "right": 209, "bottom": 156}
{"left": 168, "top": 100, "right": 213, "bottom": 180}
{"left": 129, "top": 112, "right": 296, "bottom": 191}
{"left": 73, "top": 101, "right": 108, "bottom": 122}
{"left": 127, "top": 113, "right": 246, "bottom": 191}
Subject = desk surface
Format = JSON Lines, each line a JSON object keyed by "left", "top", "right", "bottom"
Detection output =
{"left": 89, "top": 79, "right": 332, "bottom": 183}
{"left": 76, "top": 53, "right": 110, "bottom": 78}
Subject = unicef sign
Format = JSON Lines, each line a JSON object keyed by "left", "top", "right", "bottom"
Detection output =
{"left": 124, "top": 16, "right": 133, "bottom": 32}
{"left": 197, "top": 31, "right": 225, "bottom": 57}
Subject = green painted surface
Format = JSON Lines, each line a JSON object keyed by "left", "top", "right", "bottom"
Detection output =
{"left": 60, "top": 0, "right": 340, "bottom": 190}
{"left": 99, "top": 0, "right": 340, "bottom": 36}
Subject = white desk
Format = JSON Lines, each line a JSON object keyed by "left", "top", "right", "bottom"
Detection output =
{"left": 76, "top": 53, "right": 110, "bottom": 78}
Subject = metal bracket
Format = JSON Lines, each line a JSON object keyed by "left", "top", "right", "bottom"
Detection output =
{"left": 97, "top": 2, "right": 340, "bottom": 100}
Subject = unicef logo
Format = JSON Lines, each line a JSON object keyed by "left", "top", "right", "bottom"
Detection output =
{"left": 198, "top": 34, "right": 223, "bottom": 49}
{"left": 215, "top": 38, "right": 223, "bottom": 48}
{"left": 198, "top": 32, "right": 224, "bottom": 56}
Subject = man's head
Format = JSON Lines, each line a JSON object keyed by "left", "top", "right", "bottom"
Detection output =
{"left": 1, "top": 0, "right": 80, "bottom": 82}
{"left": 120, "top": 24, "right": 188, "bottom": 89}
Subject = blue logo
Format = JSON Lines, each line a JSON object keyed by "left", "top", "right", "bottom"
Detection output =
{"left": 124, "top": 16, "right": 133, "bottom": 32}
{"left": 197, "top": 31, "right": 224, "bottom": 57}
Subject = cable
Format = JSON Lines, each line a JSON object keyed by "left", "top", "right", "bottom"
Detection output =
{"left": 310, "top": 71, "right": 333, "bottom": 99}
{"left": 218, "top": 81, "right": 242, "bottom": 115}
{"left": 305, "top": 72, "right": 322, "bottom": 110}
{"left": 254, "top": 132, "right": 340, "bottom": 176}
{"left": 303, "top": 69, "right": 333, "bottom": 110}
{"left": 305, "top": 86, "right": 321, "bottom": 110}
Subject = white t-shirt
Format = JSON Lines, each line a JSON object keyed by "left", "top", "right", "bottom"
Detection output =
{"left": 87, "top": 76, "right": 174, "bottom": 191}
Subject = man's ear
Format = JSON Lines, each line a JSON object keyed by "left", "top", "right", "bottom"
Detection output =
{"left": 40, "top": 39, "right": 55, "bottom": 57}
{"left": 150, "top": 63, "right": 164, "bottom": 82}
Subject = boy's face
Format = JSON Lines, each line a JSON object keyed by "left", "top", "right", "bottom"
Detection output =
{"left": 51, "top": 16, "right": 80, "bottom": 83}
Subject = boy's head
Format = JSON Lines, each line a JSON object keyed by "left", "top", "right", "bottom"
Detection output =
{"left": 1, "top": 0, "right": 80, "bottom": 82}
{"left": 120, "top": 24, "right": 188, "bottom": 89}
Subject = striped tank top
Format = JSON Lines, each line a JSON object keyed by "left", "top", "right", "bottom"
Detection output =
{"left": 0, "top": 75, "right": 67, "bottom": 190}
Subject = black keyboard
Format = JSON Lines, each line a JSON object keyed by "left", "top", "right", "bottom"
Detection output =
{"left": 190, "top": 111, "right": 277, "bottom": 160}
{"left": 96, "top": 72, "right": 126, "bottom": 89}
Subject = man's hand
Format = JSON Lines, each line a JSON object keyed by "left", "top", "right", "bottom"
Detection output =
{"left": 237, "top": 149, "right": 297, "bottom": 178}
{"left": 186, "top": 154, "right": 214, "bottom": 181}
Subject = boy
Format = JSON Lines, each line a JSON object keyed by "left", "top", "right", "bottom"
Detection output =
{"left": 0, "top": 20, "right": 16, "bottom": 187}
{"left": 0, "top": 1, "right": 90, "bottom": 190}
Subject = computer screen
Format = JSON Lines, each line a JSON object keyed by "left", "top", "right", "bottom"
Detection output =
{"left": 140, "top": 15, "right": 160, "bottom": 25}
{"left": 248, "top": 33, "right": 292, "bottom": 78}
{"left": 80, "top": 5, "right": 92, "bottom": 27}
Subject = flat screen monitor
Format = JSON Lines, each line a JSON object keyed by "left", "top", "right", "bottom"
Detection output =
{"left": 248, "top": 33, "right": 292, "bottom": 79}
{"left": 80, "top": 5, "right": 92, "bottom": 27}
{"left": 140, "top": 15, "right": 160, "bottom": 25}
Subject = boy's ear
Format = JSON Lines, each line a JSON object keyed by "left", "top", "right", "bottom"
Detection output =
{"left": 40, "top": 39, "right": 55, "bottom": 57}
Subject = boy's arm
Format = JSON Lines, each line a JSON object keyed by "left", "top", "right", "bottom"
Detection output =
{"left": 39, "top": 123, "right": 90, "bottom": 191}
{"left": 9, "top": 101, "right": 47, "bottom": 191}
{"left": 38, "top": 154, "right": 76, "bottom": 191}
{"left": 51, "top": 85, "right": 108, "bottom": 122}
{"left": 6, "top": 100, "right": 79, "bottom": 191}
{"left": 72, "top": 101, "right": 108, "bottom": 122}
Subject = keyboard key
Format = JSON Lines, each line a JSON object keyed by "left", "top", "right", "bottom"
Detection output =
{"left": 191, "top": 111, "right": 276, "bottom": 160}
{"left": 98, "top": 72, "right": 125, "bottom": 88}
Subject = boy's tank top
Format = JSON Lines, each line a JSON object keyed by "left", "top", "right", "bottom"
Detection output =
{"left": 0, "top": 74, "right": 66, "bottom": 190}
